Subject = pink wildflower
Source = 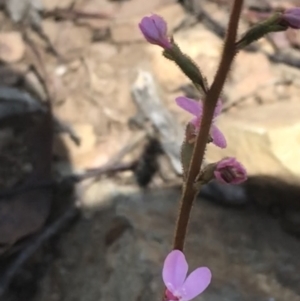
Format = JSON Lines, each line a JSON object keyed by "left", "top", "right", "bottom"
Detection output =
{"left": 139, "top": 14, "right": 172, "bottom": 49}
{"left": 214, "top": 157, "right": 247, "bottom": 184}
{"left": 163, "top": 250, "right": 211, "bottom": 301}
{"left": 281, "top": 7, "right": 300, "bottom": 29}
{"left": 175, "top": 96, "right": 226, "bottom": 148}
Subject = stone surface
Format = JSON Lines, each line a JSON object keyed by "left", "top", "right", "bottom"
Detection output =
{"left": 43, "top": 0, "right": 74, "bottom": 10}
{"left": 0, "top": 32, "right": 25, "bottom": 63}
{"left": 206, "top": 101, "right": 300, "bottom": 177}
{"left": 110, "top": 3, "right": 186, "bottom": 43}
{"left": 53, "top": 123, "right": 97, "bottom": 171}
{"left": 53, "top": 126, "right": 135, "bottom": 172}
{"left": 114, "top": 0, "right": 176, "bottom": 20}
{"left": 53, "top": 123, "right": 97, "bottom": 158}
{"left": 37, "top": 188, "right": 300, "bottom": 301}
{"left": 225, "top": 52, "right": 276, "bottom": 104}
{"left": 42, "top": 20, "right": 92, "bottom": 58}
{"left": 88, "top": 42, "right": 118, "bottom": 61}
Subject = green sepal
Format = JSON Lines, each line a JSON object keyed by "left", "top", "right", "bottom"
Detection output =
{"left": 236, "top": 13, "right": 287, "bottom": 50}
{"left": 163, "top": 43, "right": 208, "bottom": 94}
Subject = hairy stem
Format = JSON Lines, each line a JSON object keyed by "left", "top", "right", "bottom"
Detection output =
{"left": 172, "top": 0, "right": 244, "bottom": 251}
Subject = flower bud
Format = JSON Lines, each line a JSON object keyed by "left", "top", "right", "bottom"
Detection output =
{"left": 214, "top": 157, "right": 247, "bottom": 184}
{"left": 139, "top": 14, "right": 172, "bottom": 49}
{"left": 280, "top": 7, "right": 300, "bottom": 29}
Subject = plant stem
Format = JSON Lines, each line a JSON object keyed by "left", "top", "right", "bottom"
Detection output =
{"left": 172, "top": 0, "right": 244, "bottom": 251}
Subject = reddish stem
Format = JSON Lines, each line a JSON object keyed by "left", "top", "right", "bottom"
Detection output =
{"left": 173, "top": 0, "right": 244, "bottom": 251}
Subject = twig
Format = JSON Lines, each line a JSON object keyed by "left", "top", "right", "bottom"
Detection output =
{"left": 131, "top": 71, "right": 184, "bottom": 175}
{"left": 173, "top": 0, "right": 244, "bottom": 251}
{"left": 69, "top": 161, "right": 138, "bottom": 182}
{"left": 0, "top": 161, "right": 138, "bottom": 198}
{"left": 22, "top": 30, "right": 53, "bottom": 107}
{"left": 43, "top": 9, "right": 112, "bottom": 21}
{"left": 0, "top": 207, "right": 79, "bottom": 297}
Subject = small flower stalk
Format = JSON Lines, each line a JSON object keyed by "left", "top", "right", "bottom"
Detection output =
{"left": 237, "top": 7, "right": 300, "bottom": 49}
{"left": 195, "top": 157, "right": 247, "bottom": 188}
{"left": 236, "top": 12, "right": 286, "bottom": 49}
{"left": 163, "top": 45, "right": 208, "bottom": 93}
{"left": 139, "top": 14, "right": 208, "bottom": 93}
{"left": 163, "top": 250, "right": 211, "bottom": 301}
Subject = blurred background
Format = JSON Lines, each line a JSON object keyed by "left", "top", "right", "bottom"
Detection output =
{"left": 0, "top": 0, "right": 299, "bottom": 300}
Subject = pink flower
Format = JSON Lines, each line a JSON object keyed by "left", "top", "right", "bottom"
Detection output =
{"left": 281, "top": 7, "right": 300, "bottom": 29}
{"left": 175, "top": 96, "right": 226, "bottom": 148}
{"left": 163, "top": 250, "right": 211, "bottom": 301}
{"left": 214, "top": 157, "right": 247, "bottom": 184}
{"left": 139, "top": 14, "right": 172, "bottom": 49}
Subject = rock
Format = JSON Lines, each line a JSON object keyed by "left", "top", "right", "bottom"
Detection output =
{"left": 42, "top": 20, "right": 92, "bottom": 58}
{"left": 0, "top": 65, "right": 24, "bottom": 86}
{"left": 88, "top": 42, "right": 118, "bottom": 61}
{"left": 78, "top": 179, "right": 119, "bottom": 211}
{"left": 74, "top": 0, "right": 116, "bottom": 16}
{"left": 37, "top": 188, "right": 300, "bottom": 301}
{"left": 5, "top": 0, "right": 42, "bottom": 25}
{"left": 83, "top": 60, "right": 116, "bottom": 95}
{"left": 24, "top": 70, "right": 47, "bottom": 101}
{"left": 225, "top": 51, "right": 276, "bottom": 105}
{"left": 53, "top": 123, "right": 97, "bottom": 169}
{"left": 53, "top": 126, "right": 135, "bottom": 172}
{"left": 0, "top": 113, "right": 52, "bottom": 249}
{"left": 206, "top": 101, "right": 300, "bottom": 178}
{"left": 74, "top": 0, "right": 114, "bottom": 30}
{"left": 43, "top": 0, "right": 74, "bottom": 10}
{"left": 0, "top": 32, "right": 25, "bottom": 63}
{"left": 149, "top": 24, "right": 221, "bottom": 91}
{"left": 115, "top": 0, "right": 176, "bottom": 20}
{"left": 111, "top": 3, "right": 186, "bottom": 43}
{"left": 200, "top": 180, "right": 248, "bottom": 207}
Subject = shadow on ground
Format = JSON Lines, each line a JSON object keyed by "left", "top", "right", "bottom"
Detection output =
{"left": 30, "top": 185, "right": 300, "bottom": 301}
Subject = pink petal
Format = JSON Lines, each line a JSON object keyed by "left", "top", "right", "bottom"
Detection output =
{"left": 283, "top": 8, "right": 300, "bottom": 29}
{"left": 162, "top": 250, "right": 188, "bottom": 293}
{"left": 285, "top": 8, "right": 300, "bottom": 15}
{"left": 139, "top": 18, "right": 160, "bottom": 44}
{"left": 138, "top": 15, "right": 171, "bottom": 48}
{"left": 283, "top": 14, "right": 300, "bottom": 28}
{"left": 151, "top": 14, "right": 168, "bottom": 36}
{"left": 210, "top": 125, "right": 226, "bottom": 148}
{"left": 177, "top": 267, "right": 212, "bottom": 301}
{"left": 190, "top": 116, "right": 200, "bottom": 129}
{"left": 176, "top": 97, "right": 202, "bottom": 117}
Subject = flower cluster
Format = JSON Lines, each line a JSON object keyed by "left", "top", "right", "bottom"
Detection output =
{"left": 137, "top": 8, "right": 300, "bottom": 299}
{"left": 138, "top": 14, "right": 249, "bottom": 185}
